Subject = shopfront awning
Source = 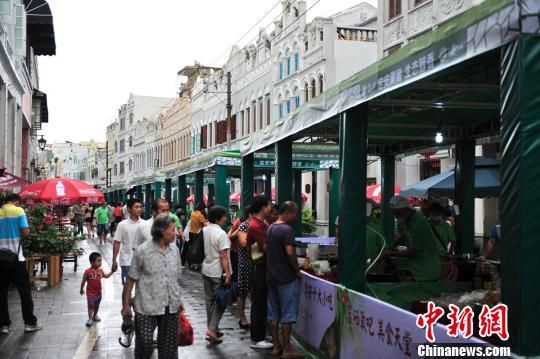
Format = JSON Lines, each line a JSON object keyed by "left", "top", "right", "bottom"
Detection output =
{"left": 32, "top": 89, "right": 48, "bottom": 125}
{"left": 240, "top": 0, "right": 521, "bottom": 156}
{"left": 24, "top": 0, "right": 56, "bottom": 56}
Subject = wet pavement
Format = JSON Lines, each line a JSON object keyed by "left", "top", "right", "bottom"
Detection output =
{"left": 0, "top": 236, "right": 287, "bottom": 358}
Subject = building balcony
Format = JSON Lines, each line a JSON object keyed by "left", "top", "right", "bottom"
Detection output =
{"left": 337, "top": 26, "right": 377, "bottom": 42}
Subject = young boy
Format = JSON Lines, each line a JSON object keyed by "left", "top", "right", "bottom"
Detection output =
{"left": 80, "top": 252, "right": 115, "bottom": 327}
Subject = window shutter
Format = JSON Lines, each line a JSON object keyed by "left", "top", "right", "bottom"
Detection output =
{"left": 279, "top": 103, "right": 283, "bottom": 119}
{"left": 294, "top": 52, "right": 299, "bottom": 71}
{"left": 287, "top": 57, "right": 291, "bottom": 76}
{"left": 279, "top": 62, "right": 283, "bottom": 80}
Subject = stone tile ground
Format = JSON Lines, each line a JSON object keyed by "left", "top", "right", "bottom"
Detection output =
{"left": 0, "top": 236, "right": 305, "bottom": 358}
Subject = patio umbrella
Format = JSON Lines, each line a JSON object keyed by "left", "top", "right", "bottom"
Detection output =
{"left": 271, "top": 188, "right": 308, "bottom": 202}
{"left": 186, "top": 193, "right": 209, "bottom": 204}
{"left": 19, "top": 177, "right": 105, "bottom": 205}
{"left": 399, "top": 156, "right": 500, "bottom": 199}
{"left": 0, "top": 171, "right": 30, "bottom": 189}
{"left": 366, "top": 184, "right": 401, "bottom": 204}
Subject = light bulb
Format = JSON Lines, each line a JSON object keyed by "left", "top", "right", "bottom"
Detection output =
{"left": 262, "top": 175, "right": 267, "bottom": 181}
{"left": 435, "top": 132, "right": 443, "bottom": 144}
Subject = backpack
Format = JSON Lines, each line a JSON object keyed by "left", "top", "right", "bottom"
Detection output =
{"left": 187, "top": 229, "right": 205, "bottom": 265}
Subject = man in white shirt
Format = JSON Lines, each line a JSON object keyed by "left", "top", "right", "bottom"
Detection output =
{"left": 201, "top": 206, "right": 231, "bottom": 343}
{"left": 132, "top": 199, "right": 170, "bottom": 249}
{"left": 112, "top": 199, "right": 144, "bottom": 285}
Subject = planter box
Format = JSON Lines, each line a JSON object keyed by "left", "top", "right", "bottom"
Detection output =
{"left": 26, "top": 255, "right": 63, "bottom": 287}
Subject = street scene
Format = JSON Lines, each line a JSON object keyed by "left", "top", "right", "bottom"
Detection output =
{"left": 0, "top": 0, "right": 538, "bottom": 358}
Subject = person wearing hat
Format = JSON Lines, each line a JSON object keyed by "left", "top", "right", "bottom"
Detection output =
{"left": 382, "top": 196, "right": 441, "bottom": 281}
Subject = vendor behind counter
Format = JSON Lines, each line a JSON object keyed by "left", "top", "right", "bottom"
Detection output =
{"left": 381, "top": 196, "right": 441, "bottom": 282}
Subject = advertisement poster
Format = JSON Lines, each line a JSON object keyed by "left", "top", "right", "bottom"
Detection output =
{"left": 339, "top": 287, "right": 487, "bottom": 359}
{"left": 293, "top": 272, "right": 339, "bottom": 359}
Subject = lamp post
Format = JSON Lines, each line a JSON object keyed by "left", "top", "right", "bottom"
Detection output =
{"left": 38, "top": 136, "right": 47, "bottom": 151}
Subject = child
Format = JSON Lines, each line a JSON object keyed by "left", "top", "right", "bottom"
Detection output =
{"left": 80, "top": 252, "right": 115, "bottom": 327}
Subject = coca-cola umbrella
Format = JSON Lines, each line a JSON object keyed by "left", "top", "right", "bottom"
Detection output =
{"left": 366, "top": 184, "right": 401, "bottom": 204}
{"left": 19, "top": 177, "right": 105, "bottom": 206}
{"left": 186, "top": 193, "right": 209, "bottom": 204}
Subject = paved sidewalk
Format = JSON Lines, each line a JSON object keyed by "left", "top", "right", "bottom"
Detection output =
{"left": 0, "top": 236, "right": 294, "bottom": 358}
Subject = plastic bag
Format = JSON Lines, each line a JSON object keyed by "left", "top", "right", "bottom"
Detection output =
{"left": 178, "top": 311, "right": 194, "bottom": 347}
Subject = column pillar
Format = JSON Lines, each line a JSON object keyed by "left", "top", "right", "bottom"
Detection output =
{"left": 454, "top": 139, "right": 475, "bottom": 253}
{"left": 275, "top": 137, "right": 292, "bottom": 205}
{"left": 164, "top": 178, "right": 172, "bottom": 203}
{"left": 194, "top": 170, "right": 204, "bottom": 205}
{"left": 177, "top": 175, "right": 187, "bottom": 211}
{"left": 144, "top": 183, "right": 151, "bottom": 219}
{"left": 329, "top": 167, "right": 340, "bottom": 237}
{"left": 241, "top": 154, "right": 254, "bottom": 209}
{"left": 215, "top": 165, "right": 228, "bottom": 209}
{"left": 339, "top": 105, "right": 368, "bottom": 293}
{"left": 500, "top": 36, "right": 540, "bottom": 356}
{"left": 208, "top": 183, "right": 215, "bottom": 205}
{"left": 154, "top": 182, "right": 162, "bottom": 200}
{"left": 136, "top": 185, "right": 143, "bottom": 200}
{"left": 293, "top": 170, "right": 303, "bottom": 237}
{"left": 381, "top": 155, "right": 395, "bottom": 246}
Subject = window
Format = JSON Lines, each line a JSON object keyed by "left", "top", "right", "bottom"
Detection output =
{"left": 114, "top": 141, "right": 118, "bottom": 153}
{"left": 304, "top": 83, "right": 309, "bottom": 102}
{"left": 305, "top": 41, "right": 309, "bottom": 52}
{"left": 201, "top": 125, "right": 208, "bottom": 149}
{"left": 414, "top": 0, "right": 427, "bottom": 5}
{"left": 120, "top": 140, "right": 125, "bottom": 153}
{"left": 286, "top": 56, "right": 291, "bottom": 76}
{"left": 14, "top": 4, "right": 25, "bottom": 56}
{"left": 259, "top": 101, "right": 263, "bottom": 129}
{"left": 279, "top": 62, "right": 284, "bottom": 80}
{"left": 128, "top": 159, "right": 132, "bottom": 171}
{"left": 286, "top": 99, "right": 291, "bottom": 114}
{"left": 119, "top": 162, "right": 125, "bottom": 175}
{"left": 120, "top": 118, "right": 125, "bottom": 130}
{"left": 114, "top": 164, "right": 117, "bottom": 176}
{"left": 278, "top": 102, "right": 283, "bottom": 119}
{"left": 266, "top": 97, "right": 271, "bottom": 125}
{"left": 241, "top": 110, "right": 245, "bottom": 136}
{"left": 246, "top": 108, "right": 251, "bottom": 133}
{"left": 252, "top": 102, "right": 257, "bottom": 131}
{"left": 129, "top": 113, "right": 134, "bottom": 124}
{"left": 295, "top": 96, "right": 300, "bottom": 109}
{"left": 209, "top": 122, "right": 213, "bottom": 147}
{"left": 311, "top": 79, "right": 316, "bottom": 98}
{"left": 294, "top": 52, "right": 299, "bottom": 72}
{"left": 389, "top": 0, "right": 402, "bottom": 20}
{"left": 231, "top": 115, "right": 237, "bottom": 140}
{"left": 129, "top": 136, "right": 133, "bottom": 147}
{"left": 320, "top": 31, "right": 324, "bottom": 41}
{"left": 319, "top": 75, "right": 324, "bottom": 94}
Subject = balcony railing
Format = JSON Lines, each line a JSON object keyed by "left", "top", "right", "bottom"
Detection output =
{"left": 337, "top": 27, "right": 377, "bottom": 42}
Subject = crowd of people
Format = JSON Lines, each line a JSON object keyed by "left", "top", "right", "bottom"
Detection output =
{"left": 51, "top": 195, "right": 305, "bottom": 358}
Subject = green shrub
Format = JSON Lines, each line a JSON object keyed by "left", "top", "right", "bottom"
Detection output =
{"left": 302, "top": 208, "right": 316, "bottom": 234}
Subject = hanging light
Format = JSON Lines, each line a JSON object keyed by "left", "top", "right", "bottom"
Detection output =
{"left": 262, "top": 174, "right": 267, "bottom": 181}
{"left": 38, "top": 136, "right": 47, "bottom": 151}
{"left": 435, "top": 124, "right": 443, "bottom": 144}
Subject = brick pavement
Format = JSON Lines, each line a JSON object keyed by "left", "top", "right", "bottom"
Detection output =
{"left": 0, "top": 236, "right": 306, "bottom": 358}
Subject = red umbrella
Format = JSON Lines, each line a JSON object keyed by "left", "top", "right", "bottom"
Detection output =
{"left": 0, "top": 171, "right": 30, "bottom": 189}
{"left": 19, "top": 177, "right": 104, "bottom": 206}
{"left": 186, "top": 193, "right": 208, "bottom": 204}
{"left": 366, "top": 184, "right": 400, "bottom": 204}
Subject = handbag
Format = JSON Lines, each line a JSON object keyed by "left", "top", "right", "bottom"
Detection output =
{"left": 251, "top": 242, "right": 264, "bottom": 262}
{"left": 187, "top": 229, "right": 205, "bottom": 265}
{"left": 0, "top": 243, "right": 21, "bottom": 270}
{"left": 177, "top": 311, "right": 194, "bottom": 346}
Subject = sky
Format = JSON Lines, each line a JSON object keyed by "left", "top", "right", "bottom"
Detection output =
{"left": 39, "top": 0, "right": 377, "bottom": 143}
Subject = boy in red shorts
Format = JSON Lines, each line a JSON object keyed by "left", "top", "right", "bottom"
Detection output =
{"left": 80, "top": 252, "right": 115, "bottom": 327}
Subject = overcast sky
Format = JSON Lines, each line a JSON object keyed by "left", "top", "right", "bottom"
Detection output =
{"left": 39, "top": 0, "right": 377, "bottom": 143}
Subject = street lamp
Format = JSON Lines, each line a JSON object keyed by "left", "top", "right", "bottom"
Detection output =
{"left": 38, "top": 136, "right": 47, "bottom": 151}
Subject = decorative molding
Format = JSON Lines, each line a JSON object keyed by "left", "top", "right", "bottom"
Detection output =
{"left": 441, "top": 0, "right": 466, "bottom": 16}
{"left": 409, "top": 2, "right": 435, "bottom": 35}
{"left": 383, "top": 16, "right": 406, "bottom": 48}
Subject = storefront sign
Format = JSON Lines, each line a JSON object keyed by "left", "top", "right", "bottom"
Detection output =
{"left": 293, "top": 272, "right": 338, "bottom": 358}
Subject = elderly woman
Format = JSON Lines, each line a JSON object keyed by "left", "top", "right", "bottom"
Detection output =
{"left": 122, "top": 214, "right": 183, "bottom": 359}
{"left": 202, "top": 205, "right": 232, "bottom": 344}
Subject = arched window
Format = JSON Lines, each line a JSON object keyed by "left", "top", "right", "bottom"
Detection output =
{"left": 129, "top": 136, "right": 133, "bottom": 147}
{"left": 304, "top": 83, "right": 309, "bottom": 102}
{"left": 311, "top": 79, "right": 316, "bottom": 98}
{"left": 129, "top": 159, "right": 132, "bottom": 171}
{"left": 278, "top": 95, "right": 283, "bottom": 119}
{"left": 114, "top": 164, "right": 118, "bottom": 176}
{"left": 114, "top": 141, "right": 118, "bottom": 153}
{"left": 285, "top": 91, "right": 291, "bottom": 114}
{"left": 319, "top": 75, "right": 324, "bottom": 94}
{"left": 293, "top": 87, "right": 300, "bottom": 109}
